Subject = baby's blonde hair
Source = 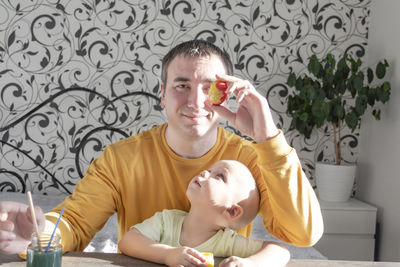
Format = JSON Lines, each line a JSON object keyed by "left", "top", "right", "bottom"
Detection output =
{"left": 226, "top": 160, "right": 260, "bottom": 230}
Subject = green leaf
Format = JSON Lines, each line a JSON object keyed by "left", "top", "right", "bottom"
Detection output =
{"left": 311, "top": 100, "right": 322, "bottom": 117}
{"left": 367, "top": 88, "right": 376, "bottom": 106}
{"left": 355, "top": 95, "right": 367, "bottom": 115}
{"left": 347, "top": 77, "right": 356, "bottom": 97}
{"left": 287, "top": 73, "right": 296, "bottom": 87}
{"left": 376, "top": 61, "right": 386, "bottom": 79}
{"left": 345, "top": 111, "right": 358, "bottom": 131}
{"left": 295, "top": 77, "right": 304, "bottom": 90}
{"left": 289, "top": 118, "right": 297, "bottom": 130}
{"left": 372, "top": 109, "right": 381, "bottom": 120}
{"left": 353, "top": 72, "right": 364, "bottom": 90}
{"left": 325, "top": 72, "right": 335, "bottom": 85}
{"left": 334, "top": 103, "right": 345, "bottom": 119}
{"left": 367, "top": 67, "right": 373, "bottom": 83}
{"left": 308, "top": 55, "right": 321, "bottom": 77}
{"left": 300, "top": 112, "right": 308, "bottom": 121}
{"left": 308, "top": 84, "right": 316, "bottom": 99}
{"left": 325, "top": 53, "right": 335, "bottom": 68}
{"left": 336, "top": 80, "right": 346, "bottom": 94}
{"left": 321, "top": 102, "right": 330, "bottom": 117}
{"left": 383, "top": 81, "right": 391, "bottom": 92}
{"left": 316, "top": 116, "right": 325, "bottom": 127}
{"left": 296, "top": 119, "right": 306, "bottom": 135}
{"left": 337, "top": 54, "right": 347, "bottom": 72}
{"left": 377, "top": 83, "right": 391, "bottom": 102}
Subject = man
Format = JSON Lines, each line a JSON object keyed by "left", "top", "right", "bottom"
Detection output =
{"left": 0, "top": 40, "right": 323, "bottom": 254}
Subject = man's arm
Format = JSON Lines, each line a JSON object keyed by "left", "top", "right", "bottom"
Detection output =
{"left": 119, "top": 228, "right": 206, "bottom": 267}
{"left": 252, "top": 134, "right": 324, "bottom": 246}
{"left": 45, "top": 145, "right": 121, "bottom": 251}
{"left": 212, "top": 74, "right": 323, "bottom": 246}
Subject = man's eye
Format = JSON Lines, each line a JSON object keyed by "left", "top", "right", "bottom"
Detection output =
{"left": 177, "top": 84, "right": 189, "bottom": 89}
{"left": 174, "top": 84, "right": 189, "bottom": 92}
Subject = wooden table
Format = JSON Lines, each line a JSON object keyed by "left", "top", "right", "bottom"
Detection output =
{"left": 1, "top": 252, "right": 400, "bottom": 266}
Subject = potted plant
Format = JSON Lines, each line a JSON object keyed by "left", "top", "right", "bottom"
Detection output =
{"left": 286, "top": 53, "right": 391, "bottom": 201}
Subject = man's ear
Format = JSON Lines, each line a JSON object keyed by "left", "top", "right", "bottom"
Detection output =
{"left": 224, "top": 205, "right": 243, "bottom": 220}
{"left": 160, "top": 82, "right": 165, "bottom": 109}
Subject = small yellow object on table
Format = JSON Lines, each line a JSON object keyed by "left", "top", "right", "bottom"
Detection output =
{"left": 202, "top": 252, "right": 214, "bottom": 267}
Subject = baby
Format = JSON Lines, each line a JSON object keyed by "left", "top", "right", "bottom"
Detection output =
{"left": 119, "top": 160, "right": 290, "bottom": 266}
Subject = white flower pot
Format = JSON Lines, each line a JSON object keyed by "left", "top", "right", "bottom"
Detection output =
{"left": 315, "top": 162, "right": 356, "bottom": 202}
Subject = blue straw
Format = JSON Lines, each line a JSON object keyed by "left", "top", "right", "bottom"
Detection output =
{"left": 45, "top": 207, "right": 65, "bottom": 252}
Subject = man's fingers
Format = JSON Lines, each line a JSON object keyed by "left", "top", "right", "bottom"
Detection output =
{"left": 216, "top": 74, "right": 240, "bottom": 82}
{"left": 236, "top": 89, "right": 249, "bottom": 103}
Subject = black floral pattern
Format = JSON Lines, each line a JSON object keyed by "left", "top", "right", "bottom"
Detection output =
{"left": 0, "top": 0, "right": 370, "bottom": 195}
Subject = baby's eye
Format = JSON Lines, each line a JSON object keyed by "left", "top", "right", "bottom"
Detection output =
{"left": 216, "top": 173, "right": 225, "bottom": 181}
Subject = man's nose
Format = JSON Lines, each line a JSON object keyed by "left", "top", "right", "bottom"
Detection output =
{"left": 188, "top": 86, "right": 208, "bottom": 108}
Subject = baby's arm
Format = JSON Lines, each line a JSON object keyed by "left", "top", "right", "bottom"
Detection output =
{"left": 118, "top": 228, "right": 207, "bottom": 267}
{"left": 219, "top": 241, "right": 290, "bottom": 267}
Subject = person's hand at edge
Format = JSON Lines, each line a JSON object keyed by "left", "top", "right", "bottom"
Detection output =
{"left": 0, "top": 201, "right": 45, "bottom": 254}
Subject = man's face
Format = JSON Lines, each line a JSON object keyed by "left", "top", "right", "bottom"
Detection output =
{"left": 161, "top": 54, "right": 227, "bottom": 139}
{"left": 186, "top": 160, "right": 254, "bottom": 210}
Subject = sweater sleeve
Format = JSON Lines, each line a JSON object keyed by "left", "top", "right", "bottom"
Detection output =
{"left": 250, "top": 130, "right": 324, "bottom": 247}
{"left": 45, "top": 145, "right": 120, "bottom": 251}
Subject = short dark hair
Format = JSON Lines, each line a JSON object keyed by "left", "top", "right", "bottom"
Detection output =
{"left": 161, "top": 39, "right": 233, "bottom": 85}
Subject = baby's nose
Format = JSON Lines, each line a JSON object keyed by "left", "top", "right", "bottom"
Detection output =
{"left": 199, "top": 170, "right": 210, "bottom": 178}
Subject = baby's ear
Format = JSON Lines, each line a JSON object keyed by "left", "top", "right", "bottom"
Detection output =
{"left": 224, "top": 205, "right": 243, "bottom": 220}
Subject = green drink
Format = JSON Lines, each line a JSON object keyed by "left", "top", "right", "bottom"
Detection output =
{"left": 26, "top": 233, "right": 62, "bottom": 267}
{"left": 27, "top": 248, "right": 62, "bottom": 267}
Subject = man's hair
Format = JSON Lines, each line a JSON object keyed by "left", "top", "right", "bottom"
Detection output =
{"left": 161, "top": 39, "right": 234, "bottom": 85}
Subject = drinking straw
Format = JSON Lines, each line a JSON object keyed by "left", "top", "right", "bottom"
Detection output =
{"left": 45, "top": 207, "right": 64, "bottom": 252}
{"left": 27, "top": 191, "right": 42, "bottom": 252}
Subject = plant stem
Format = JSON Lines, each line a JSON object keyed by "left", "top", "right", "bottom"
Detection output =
{"left": 333, "top": 122, "right": 341, "bottom": 165}
{"left": 337, "top": 120, "right": 342, "bottom": 165}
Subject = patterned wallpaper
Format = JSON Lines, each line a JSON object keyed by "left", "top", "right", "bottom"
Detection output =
{"left": 0, "top": 0, "right": 370, "bottom": 195}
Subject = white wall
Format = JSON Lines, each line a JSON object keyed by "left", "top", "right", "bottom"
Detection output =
{"left": 357, "top": 0, "right": 400, "bottom": 261}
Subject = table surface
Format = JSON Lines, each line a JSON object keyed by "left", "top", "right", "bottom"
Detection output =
{"left": 1, "top": 252, "right": 400, "bottom": 267}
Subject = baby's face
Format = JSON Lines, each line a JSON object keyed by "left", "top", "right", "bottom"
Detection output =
{"left": 186, "top": 160, "right": 255, "bottom": 209}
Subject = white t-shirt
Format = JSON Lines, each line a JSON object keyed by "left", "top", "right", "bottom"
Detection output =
{"left": 132, "top": 209, "right": 263, "bottom": 258}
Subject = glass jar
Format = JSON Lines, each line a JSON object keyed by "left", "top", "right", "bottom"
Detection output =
{"left": 26, "top": 232, "right": 62, "bottom": 267}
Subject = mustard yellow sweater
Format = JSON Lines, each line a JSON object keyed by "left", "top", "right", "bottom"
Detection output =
{"left": 46, "top": 123, "right": 323, "bottom": 251}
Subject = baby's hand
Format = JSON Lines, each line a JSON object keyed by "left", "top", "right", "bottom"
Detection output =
{"left": 165, "top": 246, "right": 207, "bottom": 267}
{"left": 219, "top": 256, "right": 255, "bottom": 267}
